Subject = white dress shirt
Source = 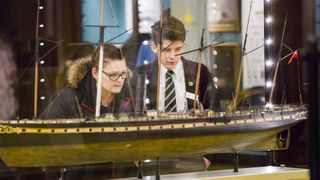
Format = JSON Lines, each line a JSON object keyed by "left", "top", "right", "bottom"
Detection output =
{"left": 159, "top": 60, "right": 187, "bottom": 112}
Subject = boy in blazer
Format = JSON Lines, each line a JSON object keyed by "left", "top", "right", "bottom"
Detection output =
{"left": 132, "top": 16, "right": 216, "bottom": 112}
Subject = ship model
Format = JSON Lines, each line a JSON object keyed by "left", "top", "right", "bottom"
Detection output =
{"left": 0, "top": 105, "right": 307, "bottom": 167}
{"left": 0, "top": 0, "right": 307, "bottom": 169}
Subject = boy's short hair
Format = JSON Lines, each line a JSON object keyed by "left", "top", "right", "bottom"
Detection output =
{"left": 151, "top": 16, "right": 186, "bottom": 45}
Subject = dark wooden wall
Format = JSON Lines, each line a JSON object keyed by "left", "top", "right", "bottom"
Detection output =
{"left": 0, "top": 0, "right": 82, "bottom": 118}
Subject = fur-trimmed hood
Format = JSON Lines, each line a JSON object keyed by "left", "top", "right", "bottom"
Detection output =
{"left": 67, "top": 56, "right": 93, "bottom": 88}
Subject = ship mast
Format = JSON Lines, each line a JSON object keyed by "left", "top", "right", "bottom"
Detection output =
{"left": 268, "top": 16, "right": 287, "bottom": 105}
{"left": 232, "top": 0, "right": 253, "bottom": 110}
{"left": 33, "top": 0, "right": 40, "bottom": 119}
{"left": 268, "top": 15, "right": 303, "bottom": 105}
{"left": 94, "top": 0, "right": 125, "bottom": 117}
{"left": 32, "top": 0, "right": 64, "bottom": 119}
{"left": 156, "top": 0, "right": 164, "bottom": 111}
{"left": 95, "top": 0, "right": 105, "bottom": 117}
{"left": 193, "top": 28, "right": 205, "bottom": 111}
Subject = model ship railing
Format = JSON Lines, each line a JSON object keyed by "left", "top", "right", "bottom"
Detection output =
{"left": 0, "top": 105, "right": 307, "bottom": 125}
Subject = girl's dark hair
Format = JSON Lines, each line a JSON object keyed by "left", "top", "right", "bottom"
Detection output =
{"left": 151, "top": 16, "right": 186, "bottom": 45}
{"left": 92, "top": 44, "right": 124, "bottom": 67}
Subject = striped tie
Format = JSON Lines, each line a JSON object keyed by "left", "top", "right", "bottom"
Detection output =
{"left": 164, "top": 70, "right": 177, "bottom": 112}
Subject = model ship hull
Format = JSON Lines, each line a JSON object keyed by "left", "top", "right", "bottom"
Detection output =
{"left": 0, "top": 105, "right": 307, "bottom": 167}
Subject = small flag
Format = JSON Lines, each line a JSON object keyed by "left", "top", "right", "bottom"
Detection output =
{"left": 288, "top": 50, "right": 299, "bottom": 64}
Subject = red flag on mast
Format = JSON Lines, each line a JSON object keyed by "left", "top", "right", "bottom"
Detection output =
{"left": 288, "top": 50, "right": 299, "bottom": 64}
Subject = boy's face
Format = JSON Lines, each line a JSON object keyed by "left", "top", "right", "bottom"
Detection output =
{"left": 92, "top": 59, "right": 127, "bottom": 93}
{"left": 151, "top": 39, "right": 185, "bottom": 70}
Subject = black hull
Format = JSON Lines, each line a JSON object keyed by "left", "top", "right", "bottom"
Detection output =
{"left": 0, "top": 105, "right": 307, "bottom": 167}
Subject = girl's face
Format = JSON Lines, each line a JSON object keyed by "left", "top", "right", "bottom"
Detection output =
{"left": 92, "top": 59, "right": 127, "bottom": 93}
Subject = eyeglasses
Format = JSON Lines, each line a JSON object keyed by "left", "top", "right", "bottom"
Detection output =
{"left": 102, "top": 70, "right": 129, "bottom": 81}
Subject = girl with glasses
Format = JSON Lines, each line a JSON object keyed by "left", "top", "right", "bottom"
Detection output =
{"left": 40, "top": 44, "right": 134, "bottom": 119}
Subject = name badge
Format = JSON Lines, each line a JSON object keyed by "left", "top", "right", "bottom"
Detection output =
{"left": 186, "top": 92, "right": 198, "bottom": 100}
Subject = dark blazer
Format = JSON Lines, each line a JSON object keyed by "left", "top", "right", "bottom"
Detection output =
{"left": 132, "top": 57, "right": 217, "bottom": 110}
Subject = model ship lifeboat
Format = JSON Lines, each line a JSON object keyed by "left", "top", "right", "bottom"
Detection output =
{"left": 0, "top": 105, "right": 307, "bottom": 167}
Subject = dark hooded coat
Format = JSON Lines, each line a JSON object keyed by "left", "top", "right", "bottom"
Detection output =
{"left": 40, "top": 56, "right": 134, "bottom": 119}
